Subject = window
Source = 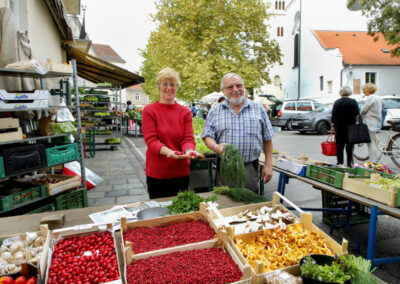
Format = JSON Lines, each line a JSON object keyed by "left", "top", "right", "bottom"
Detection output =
{"left": 275, "top": 1, "right": 285, "bottom": 10}
{"left": 280, "top": 27, "right": 284, "bottom": 37}
{"left": 277, "top": 27, "right": 280, "bottom": 37}
{"left": 320, "top": 76, "right": 324, "bottom": 91}
{"left": 296, "top": 102, "right": 312, "bottom": 111}
{"left": 135, "top": 93, "right": 140, "bottom": 101}
{"left": 327, "top": 81, "right": 333, "bottom": 94}
{"left": 284, "top": 102, "right": 295, "bottom": 110}
{"left": 282, "top": 1, "right": 285, "bottom": 9}
{"left": 365, "top": 72, "right": 376, "bottom": 84}
{"left": 275, "top": 1, "right": 278, "bottom": 9}
{"left": 314, "top": 102, "right": 323, "bottom": 109}
{"left": 294, "top": 34, "right": 299, "bottom": 67}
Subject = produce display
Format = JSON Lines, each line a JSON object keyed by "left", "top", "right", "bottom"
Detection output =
{"left": 301, "top": 254, "right": 377, "bottom": 284}
{"left": 265, "top": 270, "right": 300, "bottom": 284}
{"left": 0, "top": 275, "right": 36, "bottom": 284}
{"left": 220, "top": 205, "right": 296, "bottom": 234}
{"left": 47, "top": 231, "right": 119, "bottom": 284}
{"left": 126, "top": 248, "right": 242, "bottom": 284}
{"left": 166, "top": 190, "right": 216, "bottom": 215}
{"left": 0, "top": 232, "right": 46, "bottom": 274}
{"left": 235, "top": 223, "right": 334, "bottom": 272}
{"left": 104, "top": 138, "right": 121, "bottom": 144}
{"left": 93, "top": 112, "right": 111, "bottom": 117}
{"left": 81, "top": 96, "right": 98, "bottom": 102}
{"left": 213, "top": 186, "right": 268, "bottom": 204}
{"left": 49, "top": 122, "right": 76, "bottom": 134}
{"left": 123, "top": 220, "right": 215, "bottom": 253}
{"left": 30, "top": 176, "right": 63, "bottom": 186}
{"left": 366, "top": 176, "right": 400, "bottom": 190}
{"left": 192, "top": 118, "right": 213, "bottom": 154}
{"left": 94, "top": 130, "right": 112, "bottom": 135}
{"left": 363, "top": 162, "right": 393, "bottom": 174}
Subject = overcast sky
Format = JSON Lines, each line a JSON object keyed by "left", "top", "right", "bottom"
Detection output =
{"left": 81, "top": 0, "right": 157, "bottom": 73}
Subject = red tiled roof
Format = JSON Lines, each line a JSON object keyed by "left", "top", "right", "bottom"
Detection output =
{"left": 312, "top": 30, "right": 400, "bottom": 65}
{"left": 127, "top": 84, "right": 143, "bottom": 90}
{"left": 92, "top": 43, "right": 126, "bottom": 63}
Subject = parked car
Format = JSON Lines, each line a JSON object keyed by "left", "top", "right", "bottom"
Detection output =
{"left": 266, "top": 98, "right": 323, "bottom": 130}
{"left": 381, "top": 96, "right": 400, "bottom": 127}
{"left": 291, "top": 103, "right": 332, "bottom": 134}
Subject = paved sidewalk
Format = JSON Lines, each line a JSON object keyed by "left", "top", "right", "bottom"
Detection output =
{"left": 84, "top": 139, "right": 149, "bottom": 206}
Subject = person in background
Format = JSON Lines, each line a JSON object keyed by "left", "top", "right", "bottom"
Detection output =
{"left": 126, "top": 100, "right": 134, "bottom": 131}
{"left": 361, "top": 83, "right": 383, "bottom": 164}
{"left": 217, "top": 96, "right": 225, "bottom": 103}
{"left": 190, "top": 103, "right": 197, "bottom": 117}
{"left": 198, "top": 104, "right": 209, "bottom": 119}
{"left": 202, "top": 73, "right": 274, "bottom": 193}
{"left": 142, "top": 67, "right": 204, "bottom": 199}
{"left": 331, "top": 86, "right": 359, "bottom": 167}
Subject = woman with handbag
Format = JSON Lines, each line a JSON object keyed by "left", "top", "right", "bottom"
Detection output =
{"left": 361, "top": 83, "right": 383, "bottom": 164}
{"left": 331, "top": 86, "right": 360, "bottom": 167}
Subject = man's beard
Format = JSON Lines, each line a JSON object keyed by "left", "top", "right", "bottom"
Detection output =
{"left": 226, "top": 92, "right": 244, "bottom": 106}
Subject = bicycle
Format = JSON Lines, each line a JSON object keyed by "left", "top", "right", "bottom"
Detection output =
{"left": 353, "top": 120, "right": 400, "bottom": 168}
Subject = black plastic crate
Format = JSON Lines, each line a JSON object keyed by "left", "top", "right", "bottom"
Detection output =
{"left": 321, "top": 191, "right": 370, "bottom": 226}
{"left": 0, "top": 144, "right": 46, "bottom": 175}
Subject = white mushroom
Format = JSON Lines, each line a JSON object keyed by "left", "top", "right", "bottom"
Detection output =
{"left": 10, "top": 241, "right": 23, "bottom": 254}
{"left": 1, "top": 251, "right": 12, "bottom": 262}
{"left": 0, "top": 245, "right": 9, "bottom": 253}
{"left": 25, "top": 232, "right": 38, "bottom": 245}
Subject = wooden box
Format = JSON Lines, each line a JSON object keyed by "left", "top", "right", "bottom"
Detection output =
{"left": 123, "top": 231, "right": 252, "bottom": 284}
{"left": 0, "top": 117, "right": 19, "bottom": 129}
{"left": 120, "top": 203, "right": 219, "bottom": 257}
{"left": 229, "top": 193, "right": 348, "bottom": 284}
{"left": 342, "top": 173, "right": 399, "bottom": 207}
{"left": 0, "top": 225, "right": 50, "bottom": 281}
{"left": 207, "top": 194, "right": 299, "bottom": 236}
{"left": 47, "top": 223, "right": 123, "bottom": 283}
{"left": 45, "top": 174, "right": 81, "bottom": 195}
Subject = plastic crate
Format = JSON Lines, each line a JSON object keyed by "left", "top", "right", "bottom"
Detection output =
{"left": 321, "top": 191, "right": 370, "bottom": 226}
{"left": 45, "top": 143, "right": 79, "bottom": 167}
{"left": 0, "top": 157, "right": 4, "bottom": 178}
{"left": 0, "top": 183, "right": 47, "bottom": 212}
{"left": 27, "top": 202, "right": 55, "bottom": 214}
{"left": 190, "top": 159, "right": 208, "bottom": 170}
{"left": 55, "top": 189, "right": 85, "bottom": 210}
{"left": 306, "top": 165, "right": 393, "bottom": 188}
{"left": 0, "top": 144, "right": 46, "bottom": 175}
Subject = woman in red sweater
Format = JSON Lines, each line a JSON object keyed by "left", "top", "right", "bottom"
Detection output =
{"left": 142, "top": 68, "right": 204, "bottom": 198}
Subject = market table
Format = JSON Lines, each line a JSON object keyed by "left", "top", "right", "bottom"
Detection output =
{"left": 270, "top": 165, "right": 400, "bottom": 268}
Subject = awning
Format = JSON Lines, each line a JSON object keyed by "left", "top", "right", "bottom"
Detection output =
{"left": 66, "top": 46, "right": 145, "bottom": 89}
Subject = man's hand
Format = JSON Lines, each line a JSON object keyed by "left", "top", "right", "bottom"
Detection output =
{"left": 214, "top": 143, "right": 228, "bottom": 155}
{"left": 261, "top": 164, "right": 273, "bottom": 183}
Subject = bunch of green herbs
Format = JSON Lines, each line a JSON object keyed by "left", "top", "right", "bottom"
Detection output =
{"left": 167, "top": 190, "right": 217, "bottom": 215}
{"left": 213, "top": 187, "right": 268, "bottom": 204}
{"left": 220, "top": 145, "right": 246, "bottom": 189}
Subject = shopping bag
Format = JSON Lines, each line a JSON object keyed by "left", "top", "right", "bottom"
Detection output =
{"left": 321, "top": 128, "right": 337, "bottom": 156}
{"left": 347, "top": 117, "right": 371, "bottom": 144}
{"left": 62, "top": 161, "right": 104, "bottom": 190}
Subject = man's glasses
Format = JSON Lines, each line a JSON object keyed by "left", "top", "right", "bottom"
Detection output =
{"left": 223, "top": 84, "right": 244, "bottom": 91}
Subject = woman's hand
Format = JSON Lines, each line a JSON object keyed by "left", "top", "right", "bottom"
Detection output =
{"left": 185, "top": 149, "right": 206, "bottom": 159}
{"left": 166, "top": 150, "right": 190, "bottom": 160}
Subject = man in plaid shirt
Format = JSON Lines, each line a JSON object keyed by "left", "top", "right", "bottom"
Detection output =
{"left": 202, "top": 73, "right": 274, "bottom": 192}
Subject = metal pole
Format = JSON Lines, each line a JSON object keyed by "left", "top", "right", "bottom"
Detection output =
{"left": 72, "top": 60, "right": 88, "bottom": 196}
{"left": 297, "top": 0, "right": 302, "bottom": 100}
{"left": 119, "top": 87, "right": 122, "bottom": 142}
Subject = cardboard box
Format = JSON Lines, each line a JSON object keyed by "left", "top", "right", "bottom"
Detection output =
{"left": 276, "top": 158, "right": 307, "bottom": 176}
{"left": 0, "top": 90, "right": 49, "bottom": 110}
{"left": 0, "top": 127, "right": 23, "bottom": 142}
{"left": 0, "top": 117, "right": 20, "bottom": 129}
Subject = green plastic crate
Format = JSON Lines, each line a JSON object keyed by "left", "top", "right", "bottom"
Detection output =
{"left": 0, "top": 157, "right": 4, "bottom": 178}
{"left": 190, "top": 159, "right": 208, "bottom": 170}
{"left": 46, "top": 143, "right": 79, "bottom": 167}
{"left": 0, "top": 185, "right": 47, "bottom": 212}
{"left": 306, "top": 165, "right": 393, "bottom": 188}
{"left": 321, "top": 191, "right": 370, "bottom": 226}
{"left": 27, "top": 202, "right": 55, "bottom": 214}
{"left": 55, "top": 189, "right": 85, "bottom": 210}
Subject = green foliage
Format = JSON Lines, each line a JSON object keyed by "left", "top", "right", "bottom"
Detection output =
{"left": 167, "top": 190, "right": 217, "bottom": 215}
{"left": 104, "top": 138, "right": 121, "bottom": 144}
{"left": 213, "top": 186, "right": 268, "bottom": 203}
{"left": 220, "top": 145, "right": 247, "bottom": 189}
{"left": 347, "top": 0, "right": 400, "bottom": 57}
{"left": 93, "top": 112, "right": 111, "bottom": 117}
{"left": 140, "top": 0, "right": 282, "bottom": 101}
{"left": 50, "top": 122, "right": 76, "bottom": 134}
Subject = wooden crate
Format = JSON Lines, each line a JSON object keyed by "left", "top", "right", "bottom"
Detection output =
{"left": 1, "top": 225, "right": 50, "bottom": 281}
{"left": 229, "top": 193, "right": 348, "bottom": 284}
{"left": 120, "top": 203, "right": 219, "bottom": 257}
{"left": 48, "top": 223, "right": 123, "bottom": 284}
{"left": 46, "top": 174, "right": 81, "bottom": 195}
{"left": 207, "top": 194, "right": 299, "bottom": 236}
{"left": 342, "top": 173, "right": 399, "bottom": 207}
{"left": 123, "top": 231, "right": 252, "bottom": 284}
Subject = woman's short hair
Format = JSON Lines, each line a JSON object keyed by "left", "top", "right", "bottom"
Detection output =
{"left": 127, "top": 100, "right": 132, "bottom": 105}
{"left": 156, "top": 67, "right": 181, "bottom": 87}
{"left": 362, "top": 83, "right": 378, "bottom": 94}
{"left": 339, "top": 86, "right": 352, "bottom": 97}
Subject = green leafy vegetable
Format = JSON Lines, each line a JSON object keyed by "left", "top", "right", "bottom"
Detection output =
{"left": 213, "top": 187, "right": 268, "bottom": 204}
{"left": 105, "top": 138, "right": 121, "bottom": 144}
{"left": 194, "top": 135, "right": 213, "bottom": 154}
{"left": 167, "top": 190, "right": 217, "bottom": 215}
{"left": 93, "top": 112, "right": 111, "bottom": 117}
{"left": 220, "top": 145, "right": 246, "bottom": 189}
{"left": 50, "top": 122, "right": 76, "bottom": 134}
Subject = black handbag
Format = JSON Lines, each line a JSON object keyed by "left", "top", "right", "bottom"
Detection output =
{"left": 347, "top": 117, "right": 371, "bottom": 144}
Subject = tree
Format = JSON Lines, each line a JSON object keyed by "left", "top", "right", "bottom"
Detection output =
{"left": 347, "top": 0, "right": 400, "bottom": 57}
{"left": 140, "top": 0, "right": 282, "bottom": 102}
